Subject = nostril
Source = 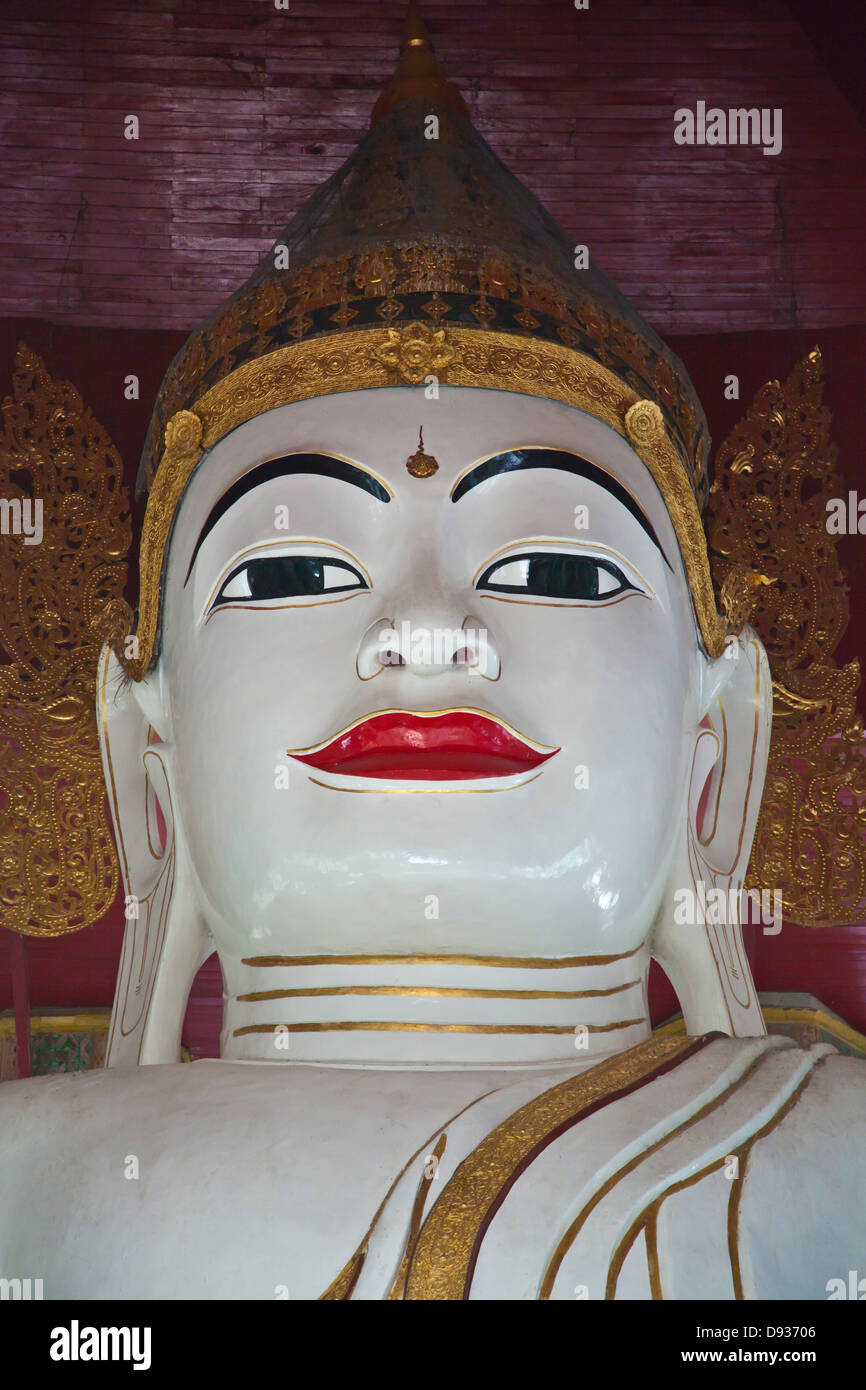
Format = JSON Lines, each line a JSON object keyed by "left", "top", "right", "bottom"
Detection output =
{"left": 452, "top": 647, "right": 474, "bottom": 666}
{"left": 379, "top": 649, "right": 405, "bottom": 668}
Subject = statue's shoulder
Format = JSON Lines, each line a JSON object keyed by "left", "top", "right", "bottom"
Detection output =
{"left": 0, "top": 1058, "right": 193, "bottom": 1109}
{"left": 0, "top": 1056, "right": 343, "bottom": 1132}
{"left": 0, "top": 1059, "right": 314, "bottom": 1164}
{"left": 0, "top": 1062, "right": 190, "bottom": 1152}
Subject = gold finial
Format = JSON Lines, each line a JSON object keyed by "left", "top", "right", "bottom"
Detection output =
{"left": 406, "top": 426, "right": 439, "bottom": 478}
{"left": 371, "top": 1, "right": 469, "bottom": 126}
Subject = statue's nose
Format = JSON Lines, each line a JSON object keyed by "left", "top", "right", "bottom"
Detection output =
{"left": 355, "top": 613, "right": 500, "bottom": 680}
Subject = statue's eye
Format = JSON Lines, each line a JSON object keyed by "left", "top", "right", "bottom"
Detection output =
{"left": 476, "top": 552, "right": 635, "bottom": 600}
{"left": 214, "top": 555, "right": 368, "bottom": 605}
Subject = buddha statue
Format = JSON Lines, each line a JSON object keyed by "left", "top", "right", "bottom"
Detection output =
{"left": 2, "top": 3, "right": 864, "bottom": 1301}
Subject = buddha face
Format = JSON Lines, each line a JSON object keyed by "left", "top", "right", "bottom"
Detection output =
{"left": 151, "top": 387, "right": 705, "bottom": 963}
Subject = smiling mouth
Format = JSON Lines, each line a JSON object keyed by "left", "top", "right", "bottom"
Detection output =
{"left": 287, "top": 709, "right": 559, "bottom": 781}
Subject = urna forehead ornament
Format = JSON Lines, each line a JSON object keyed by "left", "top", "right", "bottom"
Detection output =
{"left": 125, "top": 0, "right": 747, "bottom": 680}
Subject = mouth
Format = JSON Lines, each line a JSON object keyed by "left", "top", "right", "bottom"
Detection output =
{"left": 287, "top": 708, "right": 559, "bottom": 782}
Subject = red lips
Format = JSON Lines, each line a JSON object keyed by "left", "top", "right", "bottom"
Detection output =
{"left": 289, "top": 710, "right": 558, "bottom": 781}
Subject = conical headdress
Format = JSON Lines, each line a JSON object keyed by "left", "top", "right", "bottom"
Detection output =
{"left": 127, "top": 2, "right": 731, "bottom": 680}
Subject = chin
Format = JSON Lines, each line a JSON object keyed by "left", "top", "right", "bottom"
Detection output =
{"left": 193, "top": 840, "right": 660, "bottom": 960}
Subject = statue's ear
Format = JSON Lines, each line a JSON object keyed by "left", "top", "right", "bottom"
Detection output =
{"left": 650, "top": 626, "right": 773, "bottom": 1036}
{"left": 97, "top": 644, "right": 211, "bottom": 1066}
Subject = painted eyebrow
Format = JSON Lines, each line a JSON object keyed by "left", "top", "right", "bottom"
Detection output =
{"left": 185, "top": 453, "right": 391, "bottom": 584}
{"left": 450, "top": 448, "right": 671, "bottom": 568}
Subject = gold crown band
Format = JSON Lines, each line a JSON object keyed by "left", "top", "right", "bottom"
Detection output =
{"left": 122, "top": 323, "right": 729, "bottom": 681}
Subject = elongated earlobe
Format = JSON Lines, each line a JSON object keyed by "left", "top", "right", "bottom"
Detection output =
{"left": 97, "top": 643, "right": 210, "bottom": 1065}
{"left": 651, "top": 626, "right": 773, "bottom": 1036}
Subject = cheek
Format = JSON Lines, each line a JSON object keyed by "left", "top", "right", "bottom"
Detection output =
{"left": 491, "top": 595, "right": 695, "bottom": 848}
{"left": 163, "top": 601, "right": 375, "bottom": 856}
{"left": 484, "top": 591, "right": 693, "bottom": 732}
{"left": 168, "top": 596, "right": 374, "bottom": 733}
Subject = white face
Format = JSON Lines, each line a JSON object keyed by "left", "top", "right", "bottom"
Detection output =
{"left": 156, "top": 387, "right": 704, "bottom": 963}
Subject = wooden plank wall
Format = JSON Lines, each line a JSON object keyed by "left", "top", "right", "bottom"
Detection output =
{"left": 0, "top": 0, "right": 864, "bottom": 334}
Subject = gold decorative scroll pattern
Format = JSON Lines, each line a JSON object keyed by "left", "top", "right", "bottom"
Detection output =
{"left": 705, "top": 347, "right": 866, "bottom": 926}
{"left": 0, "top": 345, "right": 133, "bottom": 936}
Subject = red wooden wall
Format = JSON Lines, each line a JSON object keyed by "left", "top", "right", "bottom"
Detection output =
{"left": 0, "top": 0, "right": 865, "bottom": 334}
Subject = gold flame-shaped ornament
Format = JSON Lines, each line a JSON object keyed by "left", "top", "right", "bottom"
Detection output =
{"left": 706, "top": 346, "right": 866, "bottom": 927}
{"left": 0, "top": 345, "right": 132, "bottom": 936}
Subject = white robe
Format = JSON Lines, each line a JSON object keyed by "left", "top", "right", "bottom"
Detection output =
{"left": 1, "top": 1033, "right": 861, "bottom": 1299}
